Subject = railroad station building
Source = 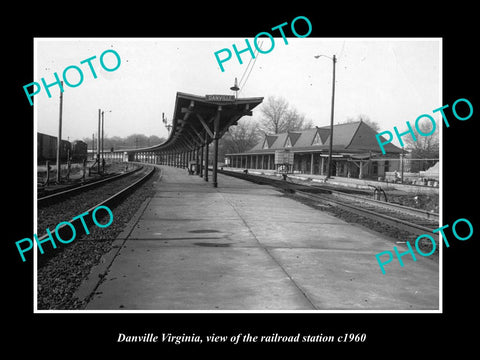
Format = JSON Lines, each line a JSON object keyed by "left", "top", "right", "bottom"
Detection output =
{"left": 225, "top": 120, "right": 404, "bottom": 180}
{"left": 97, "top": 93, "right": 404, "bottom": 183}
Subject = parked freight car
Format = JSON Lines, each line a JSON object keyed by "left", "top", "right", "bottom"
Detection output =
{"left": 37, "top": 133, "right": 71, "bottom": 163}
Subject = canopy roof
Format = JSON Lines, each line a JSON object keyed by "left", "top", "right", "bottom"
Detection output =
{"left": 128, "top": 92, "right": 264, "bottom": 154}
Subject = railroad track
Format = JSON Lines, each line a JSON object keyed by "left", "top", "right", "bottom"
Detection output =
{"left": 36, "top": 165, "right": 156, "bottom": 267}
{"left": 217, "top": 169, "right": 332, "bottom": 194}
{"left": 296, "top": 191, "right": 438, "bottom": 239}
{"left": 218, "top": 169, "right": 439, "bottom": 240}
{"left": 38, "top": 165, "right": 144, "bottom": 207}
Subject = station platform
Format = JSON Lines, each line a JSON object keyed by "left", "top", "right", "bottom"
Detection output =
{"left": 77, "top": 165, "right": 439, "bottom": 311}
{"left": 223, "top": 167, "right": 439, "bottom": 195}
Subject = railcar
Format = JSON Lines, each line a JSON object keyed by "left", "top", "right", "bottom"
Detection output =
{"left": 37, "top": 133, "right": 71, "bottom": 163}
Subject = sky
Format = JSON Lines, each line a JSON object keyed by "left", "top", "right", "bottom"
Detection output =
{"left": 34, "top": 38, "right": 441, "bottom": 145}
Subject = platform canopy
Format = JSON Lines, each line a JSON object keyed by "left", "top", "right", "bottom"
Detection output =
{"left": 137, "top": 92, "right": 264, "bottom": 154}
{"left": 129, "top": 92, "right": 263, "bottom": 187}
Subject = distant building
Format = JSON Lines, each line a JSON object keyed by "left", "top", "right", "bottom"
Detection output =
{"left": 225, "top": 120, "right": 403, "bottom": 179}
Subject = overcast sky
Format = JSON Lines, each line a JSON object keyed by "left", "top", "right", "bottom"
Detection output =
{"left": 34, "top": 38, "right": 441, "bottom": 145}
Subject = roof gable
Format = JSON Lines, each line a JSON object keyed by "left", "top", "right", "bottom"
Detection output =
{"left": 285, "top": 137, "right": 292, "bottom": 148}
{"left": 262, "top": 138, "right": 269, "bottom": 149}
{"left": 317, "top": 128, "right": 330, "bottom": 144}
{"left": 264, "top": 135, "right": 277, "bottom": 149}
{"left": 244, "top": 120, "right": 402, "bottom": 154}
{"left": 269, "top": 133, "right": 288, "bottom": 149}
{"left": 311, "top": 127, "right": 330, "bottom": 145}
{"left": 312, "top": 131, "right": 322, "bottom": 145}
{"left": 287, "top": 131, "right": 301, "bottom": 147}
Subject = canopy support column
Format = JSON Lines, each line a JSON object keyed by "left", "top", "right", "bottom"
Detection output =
{"left": 204, "top": 131, "right": 209, "bottom": 182}
{"left": 212, "top": 106, "right": 221, "bottom": 188}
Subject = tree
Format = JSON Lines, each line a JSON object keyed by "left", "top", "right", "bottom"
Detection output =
{"left": 217, "top": 119, "right": 261, "bottom": 161}
{"left": 401, "top": 119, "right": 439, "bottom": 172}
{"left": 82, "top": 134, "right": 166, "bottom": 151}
{"left": 403, "top": 120, "right": 439, "bottom": 158}
{"left": 258, "top": 96, "right": 313, "bottom": 134}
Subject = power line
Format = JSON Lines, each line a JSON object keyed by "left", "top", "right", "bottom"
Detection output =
{"left": 240, "top": 53, "right": 259, "bottom": 92}
{"left": 238, "top": 52, "right": 254, "bottom": 87}
{"left": 238, "top": 40, "right": 263, "bottom": 94}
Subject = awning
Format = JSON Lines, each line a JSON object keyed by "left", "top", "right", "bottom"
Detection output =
{"left": 131, "top": 92, "right": 264, "bottom": 154}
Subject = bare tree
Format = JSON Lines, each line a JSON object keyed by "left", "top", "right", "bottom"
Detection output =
{"left": 284, "top": 108, "right": 313, "bottom": 132}
{"left": 402, "top": 119, "right": 439, "bottom": 159}
{"left": 82, "top": 134, "right": 166, "bottom": 150}
{"left": 399, "top": 119, "right": 439, "bottom": 172}
{"left": 259, "top": 96, "right": 312, "bottom": 134}
{"left": 217, "top": 119, "right": 261, "bottom": 160}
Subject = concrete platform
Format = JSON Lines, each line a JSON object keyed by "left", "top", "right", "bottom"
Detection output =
{"left": 79, "top": 165, "right": 439, "bottom": 311}
{"left": 225, "top": 167, "right": 439, "bottom": 195}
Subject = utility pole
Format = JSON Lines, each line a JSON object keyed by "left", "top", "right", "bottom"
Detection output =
{"left": 56, "top": 81, "right": 64, "bottom": 183}
{"left": 400, "top": 148, "right": 405, "bottom": 183}
{"left": 101, "top": 110, "right": 104, "bottom": 173}
{"left": 314, "top": 54, "right": 337, "bottom": 179}
{"left": 97, "top": 109, "right": 101, "bottom": 174}
{"left": 327, "top": 54, "right": 336, "bottom": 179}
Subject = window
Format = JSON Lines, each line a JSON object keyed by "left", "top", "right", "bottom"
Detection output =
{"left": 285, "top": 137, "right": 292, "bottom": 148}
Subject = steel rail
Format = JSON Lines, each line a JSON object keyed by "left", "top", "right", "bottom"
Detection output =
{"left": 36, "top": 165, "right": 156, "bottom": 267}
{"left": 294, "top": 190, "right": 438, "bottom": 238}
{"left": 220, "top": 168, "right": 437, "bottom": 219}
{"left": 248, "top": 171, "right": 439, "bottom": 220}
{"left": 328, "top": 189, "right": 439, "bottom": 221}
{"left": 38, "top": 166, "right": 144, "bottom": 207}
{"left": 218, "top": 169, "right": 439, "bottom": 238}
{"left": 217, "top": 169, "right": 332, "bottom": 193}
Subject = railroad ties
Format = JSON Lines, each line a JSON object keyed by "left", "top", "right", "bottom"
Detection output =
{"left": 36, "top": 164, "right": 155, "bottom": 267}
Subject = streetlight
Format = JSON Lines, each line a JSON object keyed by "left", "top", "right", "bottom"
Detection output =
{"left": 314, "top": 54, "right": 336, "bottom": 179}
{"left": 230, "top": 77, "right": 240, "bottom": 99}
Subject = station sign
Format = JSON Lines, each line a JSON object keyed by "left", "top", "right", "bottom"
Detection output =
{"left": 205, "top": 94, "right": 235, "bottom": 102}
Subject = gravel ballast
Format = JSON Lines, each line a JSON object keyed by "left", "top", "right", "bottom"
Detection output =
{"left": 37, "top": 168, "right": 159, "bottom": 310}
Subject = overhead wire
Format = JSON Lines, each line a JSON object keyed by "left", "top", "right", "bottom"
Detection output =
{"left": 237, "top": 40, "right": 263, "bottom": 95}
{"left": 238, "top": 52, "right": 254, "bottom": 88}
